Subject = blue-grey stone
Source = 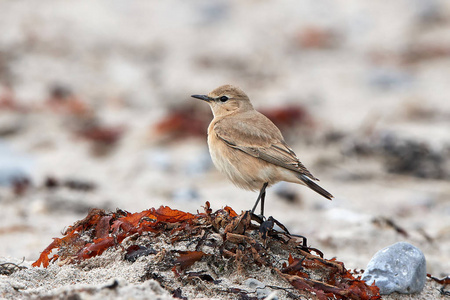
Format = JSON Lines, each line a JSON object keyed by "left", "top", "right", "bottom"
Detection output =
{"left": 244, "top": 278, "right": 264, "bottom": 289}
{"left": 256, "top": 288, "right": 271, "bottom": 299}
{"left": 362, "top": 242, "right": 426, "bottom": 294}
{"left": 243, "top": 279, "right": 276, "bottom": 300}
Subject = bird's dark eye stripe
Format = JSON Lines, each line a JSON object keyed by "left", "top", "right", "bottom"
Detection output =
{"left": 219, "top": 96, "right": 229, "bottom": 102}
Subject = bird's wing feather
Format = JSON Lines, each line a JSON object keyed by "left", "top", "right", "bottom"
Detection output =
{"left": 214, "top": 113, "right": 318, "bottom": 180}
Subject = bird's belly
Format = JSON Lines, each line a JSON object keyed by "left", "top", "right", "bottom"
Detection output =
{"left": 207, "top": 135, "right": 283, "bottom": 191}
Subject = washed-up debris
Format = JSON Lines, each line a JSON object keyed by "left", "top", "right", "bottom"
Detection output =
{"left": 11, "top": 176, "right": 31, "bottom": 196}
{"left": 400, "top": 99, "right": 447, "bottom": 122}
{"left": 362, "top": 242, "right": 426, "bottom": 294}
{"left": 153, "top": 104, "right": 210, "bottom": 140}
{"left": 0, "top": 114, "right": 25, "bottom": 137}
{"left": 75, "top": 122, "right": 125, "bottom": 156}
{"left": 33, "top": 202, "right": 380, "bottom": 299}
{"left": 401, "top": 43, "right": 450, "bottom": 65}
{"left": 342, "top": 133, "right": 450, "bottom": 179}
{"left": 372, "top": 217, "right": 409, "bottom": 238}
{"left": 274, "top": 183, "right": 301, "bottom": 204}
{"left": 45, "top": 85, "right": 91, "bottom": 116}
{"left": 0, "top": 260, "right": 27, "bottom": 276}
{"left": 427, "top": 274, "right": 450, "bottom": 285}
{"left": 427, "top": 274, "right": 450, "bottom": 296}
{"left": 369, "top": 42, "right": 450, "bottom": 66}
{"left": 44, "top": 176, "right": 96, "bottom": 192}
{"left": 294, "top": 26, "right": 340, "bottom": 49}
{"left": 154, "top": 104, "right": 313, "bottom": 142}
{"left": 259, "top": 104, "right": 314, "bottom": 135}
{"left": 0, "top": 86, "right": 25, "bottom": 112}
{"left": 44, "top": 85, "right": 125, "bottom": 156}
{"left": 75, "top": 124, "right": 125, "bottom": 146}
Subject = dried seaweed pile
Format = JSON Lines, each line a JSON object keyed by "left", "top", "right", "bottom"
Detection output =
{"left": 33, "top": 202, "right": 380, "bottom": 299}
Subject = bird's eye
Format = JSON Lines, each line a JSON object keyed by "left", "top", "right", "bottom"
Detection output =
{"left": 219, "top": 96, "right": 229, "bottom": 102}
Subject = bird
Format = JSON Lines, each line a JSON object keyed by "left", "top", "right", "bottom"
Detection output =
{"left": 191, "top": 84, "right": 333, "bottom": 216}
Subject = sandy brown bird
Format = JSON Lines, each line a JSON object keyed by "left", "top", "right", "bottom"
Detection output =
{"left": 191, "top": 84, "right": 333, "bottom": 216}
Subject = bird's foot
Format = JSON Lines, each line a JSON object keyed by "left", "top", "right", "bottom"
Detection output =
{"left": 250, "top": 212, "right": 265, "bottom": 223}
{"left": 248, "top": 212, "right": 308, "bottom": 247}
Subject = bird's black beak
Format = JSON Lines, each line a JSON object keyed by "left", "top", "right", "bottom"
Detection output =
{"left": 191, "top": 94, "right": 213, "bottom": 102}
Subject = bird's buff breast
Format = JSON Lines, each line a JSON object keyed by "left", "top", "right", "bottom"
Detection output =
{"left": 207, "top": 132, "right": 276, "bottom": 191}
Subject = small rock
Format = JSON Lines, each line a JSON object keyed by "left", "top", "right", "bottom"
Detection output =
{"left": 263, "top": 292, "right": 279, "bottom": 300}
{"left": 362, "top": 242, "right": 426, "bottom": 294}
{"left": 244, "top": 279, "right": 273, "bottom": 299}
{"left": 244, "top": 278, "right": 265, "bottom": 289}
{"left": 256, "top": 288, "right": 272, "bottom": 299}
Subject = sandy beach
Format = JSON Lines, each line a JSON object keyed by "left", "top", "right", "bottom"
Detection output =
{"left": 1, "top": 1, "right": 449, "bottom": 299}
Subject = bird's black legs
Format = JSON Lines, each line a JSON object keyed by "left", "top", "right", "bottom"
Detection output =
{"left": 260, "top": 183, "right": 267, "bottom": 216}
{"left": 251, "top": 182, "right": 268, "bottom": 216}
{"left": 248, "top": 182, "right": 309, "bottom": 248}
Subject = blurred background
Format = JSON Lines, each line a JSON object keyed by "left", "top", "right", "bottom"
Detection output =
{"left": 0, "top": 0, "right": 449, "bottom": 276}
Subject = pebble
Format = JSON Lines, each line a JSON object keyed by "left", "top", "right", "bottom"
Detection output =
{"left": 244, "top": 278, "right": 265, "bottom": 289}
{"left": 244, "top": 279, "right": 275, "bottom": 299}
{"left": 362, "top": 242, "right": 426, "bottom": 294}
{"left": 256, "top": 288, "right": 271, "bottom": 299}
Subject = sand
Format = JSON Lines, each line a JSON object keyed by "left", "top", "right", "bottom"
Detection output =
{"left": 0, "top": 0, "right": 449, "bottom": 299}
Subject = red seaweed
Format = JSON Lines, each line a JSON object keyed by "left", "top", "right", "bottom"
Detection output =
{"left": 33, "top": 203, "right": 381, "bottom": 299}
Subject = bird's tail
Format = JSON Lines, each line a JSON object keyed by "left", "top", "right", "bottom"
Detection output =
{"left": 298, "top": 175, "right": 333, "bottom": 200}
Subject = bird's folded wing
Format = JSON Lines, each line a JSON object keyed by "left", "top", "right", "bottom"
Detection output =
{"left": 214, "top": 118, "right": 318, "bottom": 180}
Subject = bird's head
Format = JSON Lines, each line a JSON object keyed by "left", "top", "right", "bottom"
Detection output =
{"left": 191, "top": 84, "right": 253, "bottom": 117}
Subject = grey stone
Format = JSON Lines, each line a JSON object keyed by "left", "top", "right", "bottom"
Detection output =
{"left": 244, "top": 279, "right": 274, "bottom": 299}
{"left": 362, "top": 242, "right": 426, "bottom": 294}
{"left": 244, "top": 278, "right": 265, "bottom": 289}
{"left": 256, "top": 288, "right": 271, "bottom": 299}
